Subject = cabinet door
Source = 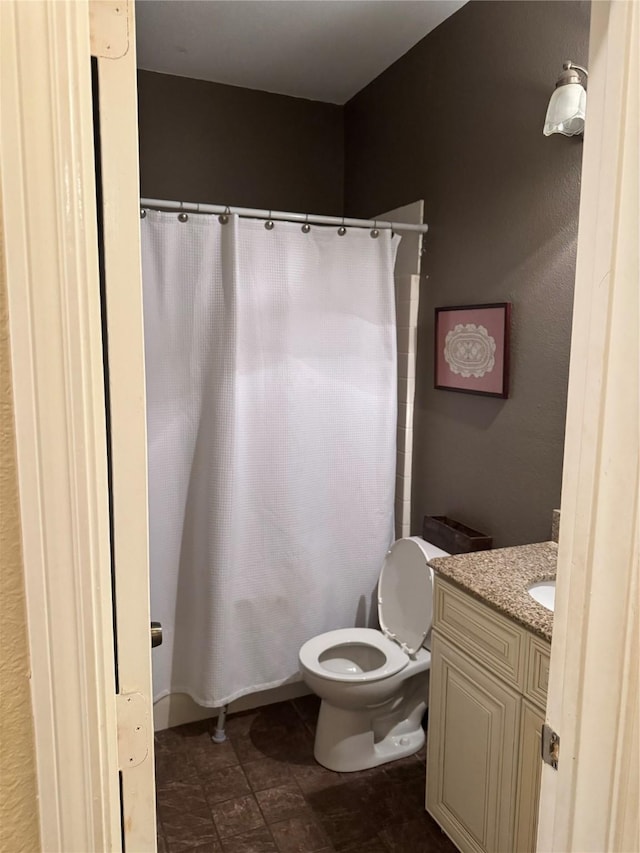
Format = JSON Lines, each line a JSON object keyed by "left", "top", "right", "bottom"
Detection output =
{"left": 514, "top": 700, "right": 544, "bottom": 853}
{"left": 426, "top": 633, "right": 520, "bottom": 853}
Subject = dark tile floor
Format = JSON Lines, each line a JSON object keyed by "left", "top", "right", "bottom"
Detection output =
{"left": 155, "top": 696, "right": 457, "bottom": 853}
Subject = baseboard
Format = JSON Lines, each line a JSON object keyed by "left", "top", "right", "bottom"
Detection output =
{"left": 153, "top": 681, "right": 313, "bottom": 731}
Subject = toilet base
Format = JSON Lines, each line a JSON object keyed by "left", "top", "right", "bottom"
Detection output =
{"left": 313, "top": 696, "right": 426, "bottom": 773}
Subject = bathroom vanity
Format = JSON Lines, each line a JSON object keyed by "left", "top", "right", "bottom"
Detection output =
{"left": 425, "top": 542, "right": 556, "bottom": 853}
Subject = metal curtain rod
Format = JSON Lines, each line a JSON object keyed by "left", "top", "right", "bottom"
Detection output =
{"left": 139, "top": 198, "right": 429, "bottom": 235}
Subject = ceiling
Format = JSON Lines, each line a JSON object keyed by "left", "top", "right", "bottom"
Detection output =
{"left": 135, "top": 0, "right": 467, "bottom": 105}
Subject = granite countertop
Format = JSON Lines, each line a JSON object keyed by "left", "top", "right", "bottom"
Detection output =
{"left": 429, "top": 541, "right": 557, "bottom": 642}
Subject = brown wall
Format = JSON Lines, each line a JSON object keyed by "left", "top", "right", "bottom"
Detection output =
{"left": 344, "top": 1, "right": 590, "bottom": 547}
{"left": 137, "top": 71, "right": 344, "bottom": 216}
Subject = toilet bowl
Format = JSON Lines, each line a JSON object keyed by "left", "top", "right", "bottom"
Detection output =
{"left": 298, "top": 536, "right": 449, "bottom": 772}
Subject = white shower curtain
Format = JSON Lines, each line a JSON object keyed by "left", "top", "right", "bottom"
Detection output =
{"left": 141, "top": 211, "right": 399, "bottom": 707}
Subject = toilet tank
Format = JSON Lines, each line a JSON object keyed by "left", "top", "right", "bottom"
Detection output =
{"left": 377, "top": 537, "right": 450, "bottom": 655}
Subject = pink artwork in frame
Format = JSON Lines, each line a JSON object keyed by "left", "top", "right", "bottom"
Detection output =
{"left": 434, "top": 303, "right": 511, "bottom": 398}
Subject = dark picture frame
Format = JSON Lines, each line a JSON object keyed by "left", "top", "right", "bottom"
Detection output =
{"left": 434, "top": 302, "right": 511, "bottom": 398}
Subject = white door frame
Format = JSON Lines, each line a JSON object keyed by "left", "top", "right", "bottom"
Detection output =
{"left": 537, "top": 2, "right": 639, "bottom": 850}
{"left": 93, "top": 0, "right": 157, "bottom": 848}
{"left": 1, "top": 0, "right": 637, "bottom": 851}
{"left": 1, "top": 0, "right": 155, "bottom": 850}
{"left": 1, "top": 1, "right": 121, "bottom": 849}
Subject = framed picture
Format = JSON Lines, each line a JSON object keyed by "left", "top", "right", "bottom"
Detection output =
{"left": 434, "top": 302, "right": 511, "bottom": 398}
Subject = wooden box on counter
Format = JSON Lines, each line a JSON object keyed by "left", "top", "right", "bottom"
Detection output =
{"left": 422, "top": 515, "right": 492, "bottom": 554}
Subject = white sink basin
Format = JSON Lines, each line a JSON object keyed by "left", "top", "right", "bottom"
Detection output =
{"left": 528, "top": 580, "right": 555, "bottom": 611}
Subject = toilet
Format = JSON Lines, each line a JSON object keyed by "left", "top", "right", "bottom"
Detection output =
{"left": 298, "top": 536, "right": 450, "bottom": 772}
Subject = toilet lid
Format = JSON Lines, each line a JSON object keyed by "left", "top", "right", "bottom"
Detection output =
{"left": 378, "top": 537, "right": 444, "bottom": 655}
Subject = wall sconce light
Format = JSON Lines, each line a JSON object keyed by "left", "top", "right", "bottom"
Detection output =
{"left": 543, "top": 60, "right": 588, "bottom": 137}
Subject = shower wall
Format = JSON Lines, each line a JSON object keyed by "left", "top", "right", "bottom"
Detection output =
{"left": 137, "top": 70, "right": 344, "bottom": 216}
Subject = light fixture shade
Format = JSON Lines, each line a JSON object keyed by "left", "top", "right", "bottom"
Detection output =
{"left": 543, "top": 82, "right": 587, "bottom": 136}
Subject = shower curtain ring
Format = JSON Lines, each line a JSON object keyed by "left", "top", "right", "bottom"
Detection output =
{"left": 370, "top": 220, "right": 380, "bottom": 238}
{"left": 218, "top": 205, "right": 231, "bottom": 225}
{"left": 338, "top": 217, "right": 347, "bottom": 236}
{"left": 140, "top": 208, "right": 147, "bottom": 219}
{"left": 178, "top": 202, "right": 188, "bottom": 223}
{"left": 302, "top": 214, "right": 311, "bottom": 234}
{"left": 265, "top": 211, "right": 275, "bottom": 230}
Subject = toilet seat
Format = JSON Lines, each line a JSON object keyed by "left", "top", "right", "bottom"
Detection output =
{"left": 299, "top": 627, "right": 409, "bottom": 683}
{"left": 378, "top": 536, "right": 445, "bottom": 654}
{"left": 300, "top": 538, "right": 450, "bottom": 686}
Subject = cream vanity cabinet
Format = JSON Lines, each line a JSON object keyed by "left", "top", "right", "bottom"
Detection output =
{"left": 426, "top": 576, "right": 550, "bottom": 853}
